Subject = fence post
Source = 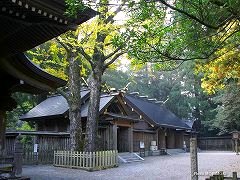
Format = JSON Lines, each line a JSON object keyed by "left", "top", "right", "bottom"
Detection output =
{"left": 190, "top": 138, "right": 198, "bottom": 180}
{"left": 13, "top": 135, "right": 23, "bottom": 177}
{"left": 235, "top": 139, "right": 239, "bottom": 155}
{"left": 54, "top": 151, "right": 55, "bottom": 165}
{"left": 219, "top": 171, "right": 224, "bottom": 180}
{"left": 233, "top": 172, "right": 237, "bottom": 180}
{"left": 96, "top": 151, "right": 99, "bottom": 167}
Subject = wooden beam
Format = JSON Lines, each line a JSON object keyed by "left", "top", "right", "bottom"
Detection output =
{"left": 112, "top": 124, "right": 118, "bottom": 150}
{"left": 0, "top": 110, "right": 6, "bottom": 156}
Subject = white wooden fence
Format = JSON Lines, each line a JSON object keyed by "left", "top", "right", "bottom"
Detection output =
{"left": 53, "top": 150, "right": 118, "bottom": 171}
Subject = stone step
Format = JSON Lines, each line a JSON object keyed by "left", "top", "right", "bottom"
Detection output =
{"left": 118, "top": 153, "right": 144, "bottom": 163}
{"left": 166, "top": 148, "right": 186, "bottom": 155}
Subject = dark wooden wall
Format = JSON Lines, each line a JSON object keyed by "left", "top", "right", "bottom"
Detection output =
{"left": 133, "top": 131, "right": 156, "bottom": 152}
{"left": 198, "top": 136, "right": 233, "bottom": 151}
{"left": 37, "top": 118, "right": 69, "bottom": 132}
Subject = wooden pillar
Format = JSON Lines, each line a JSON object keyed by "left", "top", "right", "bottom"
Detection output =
{"left": 13, "top": 135, "right": 23, "bottom": 177}
{"left": 128, "top": 126, "right": 133, "bottom": 152}
{"left": 175, "top": 131, "right": 184, "bottom": 148}
{"left": 235, "top": 139, "right": 239, "bottom": 155}
{"left": 167, "top": 130, "right": 175, "bottom": 149}
{"left": 112, "top": 124, "right": 118, "bottom": 150}
{"left": 0, "top": 110, "right": 6, "bottom": 156}
{"left": 190, "top": 138, "right": 198, "bottom": 180}
{"left": 109, "top": 125, "right": 113, "bottom": 149}
{"left": 158, "top": 129, "right": 166, "bottom": 149}
{"left": 106, "top": 126, "right": 110, "bottom": 150}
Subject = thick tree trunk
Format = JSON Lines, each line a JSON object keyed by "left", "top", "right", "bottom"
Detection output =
{"left": 0, "top": 110, "right": 6, "bottom": 156}
{"left": 68, "top": 54, "right": 83, "bottom": 151}
{"left": 84, "top": 65, "right": 103, "bottom": 152}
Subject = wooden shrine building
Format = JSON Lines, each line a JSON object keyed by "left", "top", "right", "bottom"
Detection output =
{"left": 0, "top": 0, "right": 96, "bottom": 156}
{"left": 20, "top": 90, "right": 192, "bottom": 153}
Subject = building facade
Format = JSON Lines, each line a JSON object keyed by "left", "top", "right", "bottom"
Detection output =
{"left": 21, "top": 90, "right": 192, "bottom": 152}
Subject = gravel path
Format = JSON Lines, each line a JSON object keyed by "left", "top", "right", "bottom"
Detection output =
{"left": 22, "top": 151, "right": 240, "bottom": 180}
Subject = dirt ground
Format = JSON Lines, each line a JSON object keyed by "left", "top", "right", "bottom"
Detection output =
{"left": 22, "top": 151, "right": 240, "bottom": 180}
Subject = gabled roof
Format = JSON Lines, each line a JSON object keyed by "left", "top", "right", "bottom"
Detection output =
{"left": 81, "top": 95, "right": 115, "bottom": 117}
{"left": 182, "top": 119, "right": 195, "bottom": 129}
{"left": 124, "top": 95, "right": 190, "bottom": 130}
{"left": 20, "top": 91, "right": 116, "bottom": 121}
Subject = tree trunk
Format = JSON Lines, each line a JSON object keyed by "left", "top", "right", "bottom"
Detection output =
{"left": 0, "top": 110, "right": 6, "bottom": 156}
{"left": 84, "top": 65, "right": 103, "bottom": 152}
{"left": 68, "top": 53, "right": 83, "bottom": 151}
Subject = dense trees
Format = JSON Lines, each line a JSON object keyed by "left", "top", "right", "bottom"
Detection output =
{"left": 103, "top": 61, "right": 218, "bottom": 135}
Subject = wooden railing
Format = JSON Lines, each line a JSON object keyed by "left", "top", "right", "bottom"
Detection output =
{"left": 206, "top": 171, "right": 239, "bottom": 180}
{"left": 53, "top": 150, "right": 118, "bottom": 171}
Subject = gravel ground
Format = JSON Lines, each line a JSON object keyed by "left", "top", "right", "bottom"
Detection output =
{"left": 22, "top": 151, "right": 240, "bottom": 180}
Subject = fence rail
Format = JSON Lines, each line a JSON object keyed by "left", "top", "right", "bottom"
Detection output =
{"left": 206, "top": 171, "right": 239, "bottom": 180}
{"left": 54, "top": 150, "right": 118, "bottom": 171}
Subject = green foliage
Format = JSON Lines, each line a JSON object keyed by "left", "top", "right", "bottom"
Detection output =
{"left": 27, "top": 35, "right": 92, "bottom": 82}
{"left": 27, "top": 41, "right": 68, "bottom": 80}
{"left": 102, "top": 69, "right": 129, "bottom": 90}
{"left": 212, "top": 84, "right": 240, "bottom": 134}
{"left": 196, "top": 44, "right": 240, "bottom": 94}
{"left": 104, "top": 61, "right": 218, "bottom": 132}
{"left": 6, "top": 93, "right": 36, "bottom": 130}
{"left": 64, "top": 0, "right": 86, "bottom": 18}
{"left": 119, "top": 0, "right": 240, "bottom": 72}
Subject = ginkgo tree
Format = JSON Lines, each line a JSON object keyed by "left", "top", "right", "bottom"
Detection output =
{"left": 29, "top": 0, "right": 128, "bottom": 152}
{"left": 192, "top": 18, "right": 240, "bottom": 94}
{"left": 75, "top": 0, "right": 127, "bottom": 152}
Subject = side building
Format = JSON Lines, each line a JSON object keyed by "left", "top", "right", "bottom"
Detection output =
{"left": 20, "top": 90, "right": 192, "bottom": 153}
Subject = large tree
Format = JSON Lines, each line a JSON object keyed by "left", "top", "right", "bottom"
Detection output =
{"left": 28, "top": 33, "right": 85, "bottom": 151}
{"left": 29, "top": 1, "right": 128, "bottom": 151}
{"left": 78, "top": 0, "right": 127, "bottom": 152}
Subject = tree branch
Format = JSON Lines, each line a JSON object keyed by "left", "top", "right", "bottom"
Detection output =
{"left": 104, "top": 47, "right": 122, "bottom": 60}
{"left": 105, "top": 0, "right": 127, "bottom": 24}
{"left": 103, "top": 51, "right": 125, "bottom": 70}
{"left": 77, "top": 47, "right": 94, "bottom": 66}
{"left": 157, "top": 0, "right": 233, "bottom": 29}
{"left": 56, "top": 38, "right": 71, "bottom": 52}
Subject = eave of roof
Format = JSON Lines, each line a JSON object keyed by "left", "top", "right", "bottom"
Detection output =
{"left": 104, "top": 112, "right": 140, "bottom": 123}
{"left": 0, "top": 53, "right": 66, "bottom": 93}
{"left": 0, "top": 0, "right": 97, "bottom": 58}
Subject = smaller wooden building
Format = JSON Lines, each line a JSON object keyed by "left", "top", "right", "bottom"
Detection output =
{"left": 20, "top": 90, "right": 192, "bottom": 152}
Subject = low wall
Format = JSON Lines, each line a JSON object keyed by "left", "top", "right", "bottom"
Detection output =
{"left": 198, "top": 136, "right": 233, "bottom": 151}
